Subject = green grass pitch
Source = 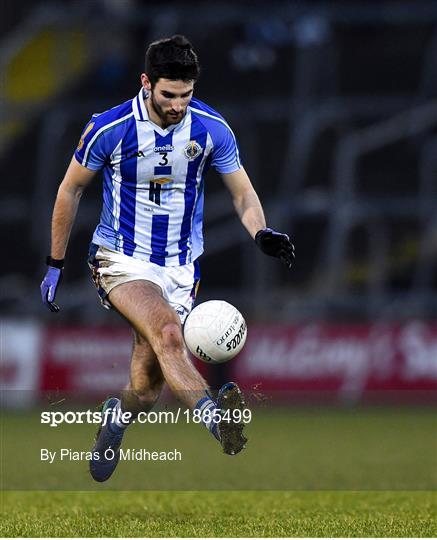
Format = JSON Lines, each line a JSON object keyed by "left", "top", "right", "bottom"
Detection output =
{"left": 1, "top": 490, "right": 435, "bottom": 537}
{"left": 1, "top": 406, "right": 436, "bottom": 536}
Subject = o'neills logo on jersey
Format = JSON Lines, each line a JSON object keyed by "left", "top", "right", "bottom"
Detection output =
{"left": 154, "top": 144, "right": 174, "bottom": 153}
{"left": 183, "top": 140, "right": 203, "bottom": 161}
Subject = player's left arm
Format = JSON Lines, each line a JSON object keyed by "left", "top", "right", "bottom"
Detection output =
{"left": 222, "top": 168, "right": 295, "bottom": 268}
{"left": 221, "top": 167, "right": 266, "bottom": 238}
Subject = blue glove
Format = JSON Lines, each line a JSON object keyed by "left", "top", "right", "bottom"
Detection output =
{"left": 40, "top": 259, "right": 63, "bottom": 312}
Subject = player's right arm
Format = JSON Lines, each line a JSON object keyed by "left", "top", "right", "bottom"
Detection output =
{"left": 40, "top": 157, "right": 97, "bottom": 312}
{"left": 41, "top": 111, "right": 109, "bottom": 312}
{"left": 50, "top": 157, "right": 96, "bottom": 260}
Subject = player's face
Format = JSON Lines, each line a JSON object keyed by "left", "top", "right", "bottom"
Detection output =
{"left": 142, "top": 75, "right": 194, "bottom": 127}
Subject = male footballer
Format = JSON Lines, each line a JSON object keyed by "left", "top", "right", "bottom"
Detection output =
{"left": 40, "top": 35, "right": 295, "bottom": 482}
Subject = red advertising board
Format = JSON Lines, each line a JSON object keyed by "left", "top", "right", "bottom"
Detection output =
{"left": 39, "top": 325, "right": 210, "bottom": 396}
{"left": 230, "top": 322, "right": 437, "bottom": 400}
{"left": 39, "top": 326, "right": 133, "bottom": 394}
{"left": 3, "top": 320, "right": 435, "bottom": 403}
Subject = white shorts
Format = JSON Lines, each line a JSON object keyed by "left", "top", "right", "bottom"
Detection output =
{"left": 87, "top": 243, "right": 200, "bottom": 323}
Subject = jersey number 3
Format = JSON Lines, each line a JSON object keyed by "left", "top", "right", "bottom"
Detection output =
{"left": 158, "top": 152, "right": 168, "bottom": 166}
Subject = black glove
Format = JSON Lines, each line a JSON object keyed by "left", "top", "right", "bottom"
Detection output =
{"left": 255, "top": 228, "right": 295, "bottom": 268}
{"left": 40, "top": 256, "right": 64, "bottom": 312}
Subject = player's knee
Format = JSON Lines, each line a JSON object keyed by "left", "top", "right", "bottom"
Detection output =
{"left": 160, "top": 322, "right": 184, "bottom": 354}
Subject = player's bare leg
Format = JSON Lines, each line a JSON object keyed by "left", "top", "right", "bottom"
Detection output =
{"left": 121, "top": 330, "right": 165, "bottom": 417}
{"left": 108, "top": 279, "right": 209, "bottom": 409}
{"left": 90, "top": 279, "right": 246, "bottom": 481}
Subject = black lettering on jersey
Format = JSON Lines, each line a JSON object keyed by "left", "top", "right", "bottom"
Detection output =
{"left": 149, "top": 182, "right": 161, "bottom": 205}
{"left": 123, "top": 150, "right": 145, "bottom": 160}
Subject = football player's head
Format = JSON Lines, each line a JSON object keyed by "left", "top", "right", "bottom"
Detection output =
{"left": 144, "top": 34, "right": 200, "bottom": 88}
{"left": 142, "top": 35, "right": 200, "bottom": 125}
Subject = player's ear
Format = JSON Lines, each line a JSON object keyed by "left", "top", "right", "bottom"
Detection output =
{"left": 141, "top": 73, "right": 152, "bottom": 91}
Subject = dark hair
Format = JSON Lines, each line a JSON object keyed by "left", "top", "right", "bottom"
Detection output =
{"left": 145, "top": 35, "right": 200, "bottom": 86}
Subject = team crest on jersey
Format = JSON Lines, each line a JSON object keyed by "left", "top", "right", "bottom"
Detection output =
{"left": 183, "top": 140, "right": 203, "bottom": 161}
{"left": 76, "top": 122, "right": 95, "bottom": 151}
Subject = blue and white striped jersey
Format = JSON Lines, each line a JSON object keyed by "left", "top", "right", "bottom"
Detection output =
{"left": 75, "top": 88, "right": 242, "bottom": 266}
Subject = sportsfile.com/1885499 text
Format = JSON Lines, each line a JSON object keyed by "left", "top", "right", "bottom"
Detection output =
{"left": 40, "top": 408, "right": 252, "bottom": 428}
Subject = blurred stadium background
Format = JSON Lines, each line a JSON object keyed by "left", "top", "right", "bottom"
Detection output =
{"left": 1, "top": 0, "right": 436, "bottom": 506}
